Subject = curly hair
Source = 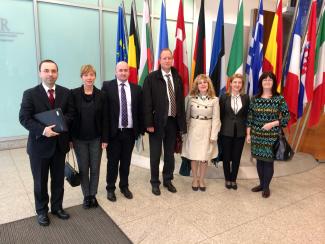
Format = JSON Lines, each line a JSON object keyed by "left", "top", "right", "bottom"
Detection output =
{"left": 190, "top": 74, "right": 216, "bottom": 97}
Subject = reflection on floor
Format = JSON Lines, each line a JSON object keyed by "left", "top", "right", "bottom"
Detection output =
{"left": 1, "top": 146, "right": 325, "bottom": 244}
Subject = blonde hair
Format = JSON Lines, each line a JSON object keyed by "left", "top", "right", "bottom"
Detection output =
{"left": 190, "top": 74, "right": 216, "bottom": 97}
{"left": 227, "top": 73, "right": 245, "bottom": 95}
{"left": 80, "top": 64, "right": 96, "bottom": 77}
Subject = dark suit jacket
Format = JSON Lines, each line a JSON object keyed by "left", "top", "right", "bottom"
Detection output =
{"left": 70, "top": 85, "right": 108, "bottom": 143}
{"left": 219, "top": 94, "right": 250, "bottom": 137}
{"left": 142, "top": 67, "right": 186, "bottom": 135}
{"left": 101, "top": 79, "right": 143, "bottom": 140}
{"left": 19, "top": 84, "right": 73, "bottom": 158}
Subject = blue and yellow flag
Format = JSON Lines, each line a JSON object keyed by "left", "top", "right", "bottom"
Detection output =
{"left": 116, "top": 5, "right": 128, "bottom": 63}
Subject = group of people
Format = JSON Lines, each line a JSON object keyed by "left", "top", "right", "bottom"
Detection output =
{"left": 19, "top": 48, "right": 289, "bottom": 227}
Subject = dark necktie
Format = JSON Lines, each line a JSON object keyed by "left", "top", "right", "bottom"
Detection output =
{"left": 48, "top": 89, "right": 55, "bottom": 109}
{"left": 165, "top": 74, "right": 176, "bottom": 117}
{"left": 121, "top": 83, "right": 128, "bottom": 127}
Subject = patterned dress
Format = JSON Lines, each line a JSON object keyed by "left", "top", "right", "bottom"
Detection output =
{"left": 247, "top": 95, "right": 289, "bottom": 162}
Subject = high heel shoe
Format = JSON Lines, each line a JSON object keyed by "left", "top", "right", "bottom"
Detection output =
{"left": 192, "top": 180, "right": 199, "bottom": 191}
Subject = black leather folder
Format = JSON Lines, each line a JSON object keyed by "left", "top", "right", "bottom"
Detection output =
{"left": 34, "top": 108, "right": 68, "bottom": 133}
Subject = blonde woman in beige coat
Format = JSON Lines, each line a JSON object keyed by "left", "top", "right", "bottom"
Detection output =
{"left": 182, "top": 74, "right": 221, "bottom": 191}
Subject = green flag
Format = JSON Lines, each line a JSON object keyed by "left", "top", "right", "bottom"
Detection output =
{"left": 226, "top": 0, "right": 243, "bottom": 79}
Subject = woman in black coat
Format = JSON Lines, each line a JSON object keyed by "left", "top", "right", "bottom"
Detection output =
{"left": 70, "top": 64, "right": 108, "bottom": 208}
{"left": 219, "top": 74, "right": 249, "bottom": 190}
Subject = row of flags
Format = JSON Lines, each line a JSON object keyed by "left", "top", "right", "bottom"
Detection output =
{"left": 115, "top": 0, "right": 325, "bottom": 128}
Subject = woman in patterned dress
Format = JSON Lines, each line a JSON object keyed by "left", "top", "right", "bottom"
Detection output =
{"left": 181, "top": 74, "right": 221, "bottom": 191}
{"left": 246, "top": 72, "right": 289, "bottom": 198}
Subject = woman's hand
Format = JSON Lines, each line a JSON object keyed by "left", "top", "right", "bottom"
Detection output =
{"left": 246, "top": 134, "right": 251, "bottom": 144}
{"left": 262, "top": 120, "right": 279, "bottom": 131}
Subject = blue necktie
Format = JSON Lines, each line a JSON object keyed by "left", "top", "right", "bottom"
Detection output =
{"left": 121, "top": 83, "right": 128, "bottom": 127}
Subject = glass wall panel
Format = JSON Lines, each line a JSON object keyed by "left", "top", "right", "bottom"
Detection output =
{"left": 0, "top": 0, "right": 38, "bottom": 137}
{"left": 38, "top": 3, "right": 101, "bottom": 88}
{"left": 103, "top": 0, "right": 143, "bottom": 13}
{"left": 55, "top": 0, "right": 98, "bottom": 7}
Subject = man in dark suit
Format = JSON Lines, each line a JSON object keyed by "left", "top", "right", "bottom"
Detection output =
{"left": 143, "top": 48, "right": 186, "bottom": 196}
{"left": 101, "top": 61, "right": 143, "bottom": 202}
{"left": 19, "top": 60, "right": 73, "bottom": 226}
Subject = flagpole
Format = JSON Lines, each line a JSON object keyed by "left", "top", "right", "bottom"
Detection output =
{"left": 295, "top": 103, "right": 311, "bottom": 152}
{"left": 281, "top": 0, "right": 300, "bottom": 145}
{"left": 291, "top": 0, "right": 314, "bottom": 151}
{"left": 132, "top": 0, "right": 140, "bottom": 44}
{"left": 121, "top": 0, "right": 129, "bottom": 48}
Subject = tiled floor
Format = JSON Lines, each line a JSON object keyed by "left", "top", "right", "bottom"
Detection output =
{"left": 1, "top": 145, "right": 325, "bottom": 243}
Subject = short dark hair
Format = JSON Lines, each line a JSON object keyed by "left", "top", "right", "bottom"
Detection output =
{"left": 256, "top": 71, "right": 279, "bottom": 97}
{"left": 39, "top": 59, "right": 58, "bottom": 72}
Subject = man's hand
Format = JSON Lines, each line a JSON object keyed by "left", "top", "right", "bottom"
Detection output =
{"left": 44, "top": 125, "right": 59, "bottom": 137}
{"left": 147, "top": 127, "right": 154, "bottom": 133}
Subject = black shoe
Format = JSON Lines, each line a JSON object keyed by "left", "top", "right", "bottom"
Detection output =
{"left": 225, "top": 181, "right": 232, "bottom": 189}
{"left": 152, "top": 186, "right": 161, "bottom": 196}
{"left": 192, "top": 186, "right": 199, "bottom": 191}
{"left": 163, "top": 182, "right": 177, "bottom": 193}
{"left": 52, "top": 209, "right": 70, "bottom": 220}
{"left": 37, "top": 213, "right": 50, "bottom": 226}
{"left": 262, "top": 189, "right": 271, "bottom": 198}
{"left": 83, "top": 196, "right": 91, "bottom": 209}
{"left": 199, "top": 186, "right": 206, "bottom": 192}
{"left": 107, "top": 191, "right": 117, "bottom": 202}
{"left": 120, "top": 188, "right": 133, "bottom": 199}
{"left": 90, "top": 195, "right": 98, "bottom": 207}
{"left": 251, "top": 185, "right": 263, "bottom": 192}
{"left": 231, "top": 182, "right": 238, "bottom": 190}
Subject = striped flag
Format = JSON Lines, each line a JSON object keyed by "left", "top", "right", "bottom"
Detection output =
{"left": 309, "top": 2, "right": 325, "bottom": 127}
{"left": 191, "top": 0, "right": 206, "bottom": 84}
{"left": 128, "top": 1, "right": 140, "bottom": 84}
{"left": 298, "top": 0, "right": 317, "bottom": 118}
{"left": 226, "top": 0, "right": 244, "bottom": 84}
{"left": 246, "top": 0, "right": 263, "bottom": 96}
{"left": 138, "top": 0, "right": 154, "bottom": 86}
{"left": 173, "top": 0, "right": 189, "bottom": 97}
{"left": 209, "top": 0, "right": 225, "bottom": 96}
{"left": 154, "top": 0, "right": 169, "bottom": 70}
{"left": 116, "top": 5, "right": 128, "bottom": 63}
{"left": 263, "top": 0, "right": 282, "bottom": 93}
{"left": 283, "top": 2, "right": 302, "bottom": 128}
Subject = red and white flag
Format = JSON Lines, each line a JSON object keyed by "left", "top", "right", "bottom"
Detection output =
{"left": 309, "top": 3, "right": 325, "bottom": 127}
{"left": 173, "top": 0, "right": 189, "bottom": 96}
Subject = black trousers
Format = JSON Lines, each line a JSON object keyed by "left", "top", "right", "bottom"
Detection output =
{"left": 256, "top": 159, "right": 274, "bottom": 190}
{"left": 106, "top": 129, "right": 135, "bottom": 192}
{"left": 149, "top": 117, "right": 177, "bottom": 187}
{"left": 29, "top": 148, "right": 65, "bottom": 215}
{"left": 222, "top": 135, "right": 245, "bottom": 182}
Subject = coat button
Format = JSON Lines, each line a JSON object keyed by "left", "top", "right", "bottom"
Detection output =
{"left": 205, "top": 106, "right": 207, "bottom": 109}
{"left": 197, "top": 105, "right": 199, "bottom": 108}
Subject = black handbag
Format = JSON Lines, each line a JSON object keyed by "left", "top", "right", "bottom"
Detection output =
{"left": 273, "top": 127, "right": 294, "bottom": 161}
{"left": 65, "top": 149, "right": 81, "bottom": 187}
{"left": 179, "top": 157, "right": 191, "bottom": 176}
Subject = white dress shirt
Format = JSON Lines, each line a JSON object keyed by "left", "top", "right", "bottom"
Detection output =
{"left": 161, "top": 69, "right": 175, "bottom": 116}
{"left": 231, "top": 94, "right": 242, "bottom": 114}
{"left": 117, "top": 80, "right": 133, "bottom": 128}
{"left": 42, "top": 82, "right": 56, "bottom": 99}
